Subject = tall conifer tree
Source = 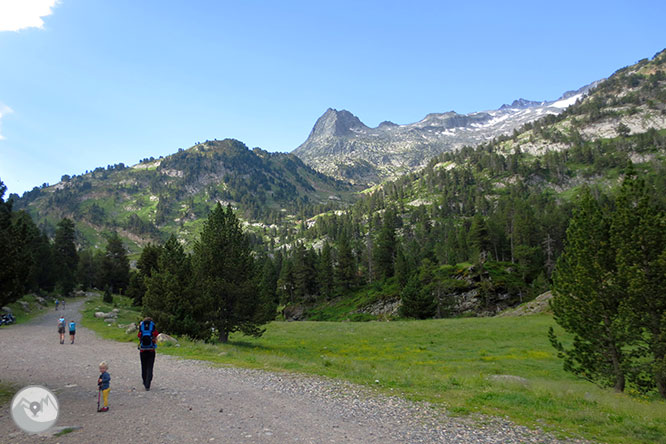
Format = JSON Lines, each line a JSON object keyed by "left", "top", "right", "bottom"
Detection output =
{"left": 192, "top": 204, "right": 265, "bottom": 342}
{"left": 612, "top": 169, "right": 666, "bottom": 397}
{"left": 53, "top": 218, "right": 78, "bottom": 295}
{"left": 549, "top": 188, "right": 628, "bottom": 392}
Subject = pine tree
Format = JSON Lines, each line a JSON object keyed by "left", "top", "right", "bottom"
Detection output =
{"left": 469, "top": 213, "right": 491, "bottom": 263}
{"left": 0, "top": 180, "right": 18, "bottom": 306}
{"left": 192, "top": 204, "right": 265, "bottom": 343}
{"left": 334, "top": 232, "right": 356, "bottom": 295}
{"left": 256, "top": 256, "right": 278, "bottom": 323}
{"left": 100, "top": 232, "right": 130, "bottom": 294}
{"left": 374, "top": 214, "right": 397, "bottom": 279}
{"left": 144, "top": 236, "right": 196, "bottom": 336}
{"left": 292, "top": 243, "right": 317, "bottom": 302}
{"left": 77, "top": 249, "right": 101, "bottom": 291}
{"left": 549, "top": 188, "right": 628, "bottom": 392}
{"left": 612, "top": 170, "right": 666, "bottom": 397}
{"left": 127, "top": 243, "right": 162, "bottom": 306}
{"left": 277, "top": 257, "right": 295, "bottom": 304}
{"left": 12, "top": 211, "right": 50, "bottom": 293}
{"left": 394, "top": 244, "right": 410, "bottom": 289}
{"left": 399, "top": 270, "right": 436, "bottom": 319}
{"left": 53, "top": 218, "right": 78, "bottom": 295}
{"left": 316, "top": 242, "right": 334, "bottom": 300}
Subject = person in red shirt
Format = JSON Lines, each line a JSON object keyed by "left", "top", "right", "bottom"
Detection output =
{"left": 137, "top": 317, "right": 158, "bottom": 391}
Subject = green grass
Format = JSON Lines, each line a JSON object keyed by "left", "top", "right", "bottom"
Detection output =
{"left": 54, "top": 427, "right": 76, "bottom": 437}
{"left": 4, "top": 293, "right": 51, "bottom": 324}
{"left": 307, "top": 279, "right": 400, "bottom": 321}
{"left": 80, "top": 294, "right": 144, "bottom": 342}
{"left": 81, "top": 295, "right": 666, "bottom": 444}
{"left": 0, "top": 382, "right": 16, "bottom": 407}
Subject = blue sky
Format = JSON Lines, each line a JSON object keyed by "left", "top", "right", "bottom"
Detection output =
{"left": 1, "top": 0, "right": 665, "bottom": 196}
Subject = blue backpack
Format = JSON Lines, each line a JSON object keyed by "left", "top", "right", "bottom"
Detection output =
{"left": 139, "top": 321, "right": 155, "bottom": 349}
{"left": 69, "top": 321, "right": 76, "bottom": 332}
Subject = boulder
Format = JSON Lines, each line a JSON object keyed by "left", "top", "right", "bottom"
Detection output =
{"left": 1, "top": 306, "right": 12, "bottom": 314}
{"left": 282, "top": 304, "right": 305, "bottom": 321}
{"left": 496, "top": 291, "right": 553, "bottom": 317}
{"left": 18, "top": 301, "right": 30, "bottom": 311}
{"left": 104, "top": 318, "right": 116, "bottom": 324}
{"left": 125, "top": 323, "right": 137, "bottom": 334}
{"left": 35, "top": 296, "right": 48, "bottom": 306}
{"left": 156, "top": 333, "right": 178, "bottom": 344}
{"left": 94, "top": 311, "right": 117, "bottom": 319}
{"left": 111, "top": 308, "right": 120, "bottom": 313}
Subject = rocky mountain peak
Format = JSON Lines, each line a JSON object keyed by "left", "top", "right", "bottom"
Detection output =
{"left": 499, "top": 98, "right": 544, "bottom": 110}
{"left": 309, "top": 108, "right": 368, "bottom": 138}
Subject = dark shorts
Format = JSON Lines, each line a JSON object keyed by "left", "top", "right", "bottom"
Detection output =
{"left": 69, "top": 331, "right": 76, "bottom": 335}
{"left": 58, "top": 327, "right": 65, "bottom": 333}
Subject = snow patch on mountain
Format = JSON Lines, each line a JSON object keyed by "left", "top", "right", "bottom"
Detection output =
{"left": 549, "top": 93, "right": 583, "bottom": 109}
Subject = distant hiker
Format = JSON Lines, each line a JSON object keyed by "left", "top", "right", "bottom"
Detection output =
{"left": 55, "top": 299, "right": 59, "bottom": 311}
{"left": 61, "top": 299, "right": 66, "bottom": 309}
{"left": 69, "top": 320, "right": 76, "bottom": 344}
{"left": 57, "top": 316, "right": 66, "bottom": 344}
{"left": 137, "top": 317, "right": 158, "bottom": 391}
{"left": 97, "top": 361, "right": 111, "bottom": 412}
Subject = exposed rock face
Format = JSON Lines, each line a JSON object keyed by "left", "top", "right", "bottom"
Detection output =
{"left": 283, "top": 304, "right": 306, "bottom": 321}
{"left": 496, "top": 291, "right": 553, "bottom": 317}
{"left": 356, "top": 298, "right": 402, "bottom": 317}
{"left": 293, "top": 83, "right": 598, "bottom": 185}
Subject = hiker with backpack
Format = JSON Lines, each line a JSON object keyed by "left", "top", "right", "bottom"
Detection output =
{"left": 137, "top": 317, "right": 158, "bottom": 391}
{"left": 69, "top": 320, "right": 76, "bottom": 344}
{"left": 57, "top": 316, "right": 66, "bottom": 344}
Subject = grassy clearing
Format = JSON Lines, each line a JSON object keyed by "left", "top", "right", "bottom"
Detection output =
{"left": 3, "top": 294, "right": 52, "bottom": 325}
{"left": 80, "top": 295, "right": 143, "bottom": 342}
{"left": 81, "top": 295, "right": 666, "bottom": 444}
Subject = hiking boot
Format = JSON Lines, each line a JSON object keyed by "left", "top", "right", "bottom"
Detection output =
{"left": 99, "top": 407, "right": 109, "bottom": 412}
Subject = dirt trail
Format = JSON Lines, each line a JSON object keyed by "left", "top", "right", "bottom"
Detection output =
{"left": 0, "top": 299, "right": 583, "bottom": 443}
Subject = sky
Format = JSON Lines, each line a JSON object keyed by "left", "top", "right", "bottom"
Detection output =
{"left": 0, "top": 0, "right": 665, "bottom": 196}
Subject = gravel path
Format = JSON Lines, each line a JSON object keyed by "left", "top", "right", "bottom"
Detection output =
{"left": 0, "top": 299, "right": 590, "bottom": 444}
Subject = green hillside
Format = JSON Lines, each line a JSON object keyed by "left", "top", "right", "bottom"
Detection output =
{"left": 272, "top": 49, "right": 666, "bottom": 320}
{"left": 14, "top": 139, "right": 357, "bottom": 253}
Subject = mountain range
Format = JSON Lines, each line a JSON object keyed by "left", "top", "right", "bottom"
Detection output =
{"left": 292, "top": 83, "right": 600, "bottom": 184}
{"left": 13, "top": 48, "right": 666, "bottom": 256}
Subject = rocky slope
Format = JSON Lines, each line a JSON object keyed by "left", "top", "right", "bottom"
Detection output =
{"left": 293, "top": 84, "right": 599, "bottom": 184}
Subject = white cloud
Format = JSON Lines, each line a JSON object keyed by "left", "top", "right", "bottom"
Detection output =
{"left": 0, "top": 103, "right": 14, "bottom": 140}
{"left": 0, "top": 0, "right": 60, "bottom": 32}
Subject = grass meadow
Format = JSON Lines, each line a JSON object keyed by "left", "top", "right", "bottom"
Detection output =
{"left": 82, "top": 295, "right": 666, "bottom": 444}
